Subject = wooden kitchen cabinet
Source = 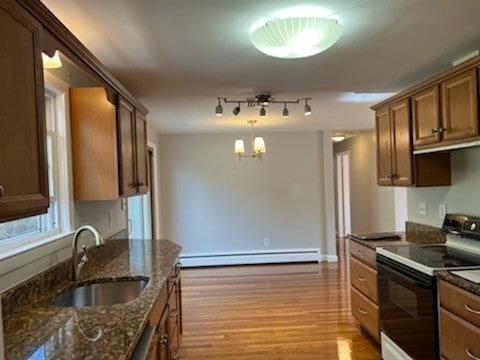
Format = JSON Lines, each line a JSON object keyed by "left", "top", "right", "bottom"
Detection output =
{"left": 375, "top": 99, "right": 451, "bottom": 187}
{"left": 0, "top": 0, "right": 49, "bottom": 222}
{"left": 70, "top": 89, "right": 148, "bottom": 200}
{"left": 148, "top": 262, "right": 182, "bottom": 360}
{"left": 412, "top": 85, "right": 441, "bottom": 147}
{"left": 439, "top": 280, "right": 480, "bottom": 360}
{"left": 349, "top": 240, "right": 379, "bottom": 342}
{"left": 441, "top": 69, "right": 479, "bottom": 142}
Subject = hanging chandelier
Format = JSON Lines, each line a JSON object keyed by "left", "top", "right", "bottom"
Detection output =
{"left": 215, "top": 94, "right": 312, "bottom": 117}
{"left": 234, "top": 120, "right": 266, "bottom": 161}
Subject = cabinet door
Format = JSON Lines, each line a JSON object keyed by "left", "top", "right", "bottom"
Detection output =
{"left": 391, "top": 99, "right": 413, "bottom": 186}
{"left": 157, "top": 306, "right": 169, "bottom": 360}
{"left": 117, "top": 98, "right": 137, "bottom": 196}
{"left": 135, "top": 111, "right": 149, "bottom": 194}
{"left": 0, "top": 2, "right": 49, "bottom": 222}
{"left": 376, "top": 107, "right": 393, "bottom": 185}
{"left": 441, "top": 69, "right": 479, "bottom": 142}
{"left": 168, "top": 284, "right": 180, "bottom": 360}
{"left": 411, "top": 85, "right": 441, "bottom": 147}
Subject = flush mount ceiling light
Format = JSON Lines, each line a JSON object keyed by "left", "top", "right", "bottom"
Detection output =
{"left": 215, "top": 94, "right": 312, "bottom": 117}
{"left": 234, "top": 120, "right": 266, "bottom": 161}
{"left": 250, "top": 17, "right": 342, "bottom": 59}
{"left": 332, "top": 135, "right": 346, "bottom": 142}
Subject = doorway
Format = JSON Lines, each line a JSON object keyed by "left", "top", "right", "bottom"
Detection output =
{"left": 336, "top": 152, "right": 351, "bottom": 237}
{"left": 127, "top": 145, "right": 158, "bottom": 240}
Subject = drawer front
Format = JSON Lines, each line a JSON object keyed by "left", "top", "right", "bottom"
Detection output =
{"left": 351, "top": 287, "right": 379, "bottom": 342}
{"left": 440, "top": 280, "right": 480, "bottom": 328}
{"left": 149, "top": 284, "right": 168, "bottom": 327}
{"left": 350, "top": 256, "right": 378, "bottom": 303}
{"left": 349, "top": 240, "right": 377, "bottom": 268}
{"left": 440, "top": 308, "right": 480, "bottom": 360}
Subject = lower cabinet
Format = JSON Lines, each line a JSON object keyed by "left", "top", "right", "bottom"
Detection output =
{"left": 149, "top": 262, "right": 182, "bottom": 360}
{"left": 439, "top": 280, "right": 480, "bottom": 360}
{"left": 349, "top": 240, "right": 380, "bottom": 342}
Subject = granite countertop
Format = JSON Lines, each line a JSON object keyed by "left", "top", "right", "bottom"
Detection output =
{"left": 347, "top": 233, "right": 409, "bottom": 249}
{"left": 436, "top": 270, "right": 480, "bottom": 296}
{"left": 3, "top": 239, "right": 181, "bottom": 360}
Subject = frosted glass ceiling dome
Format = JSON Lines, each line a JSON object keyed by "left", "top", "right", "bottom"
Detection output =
{"left": 250, "top": 17, "right": 342, "bottom": 59}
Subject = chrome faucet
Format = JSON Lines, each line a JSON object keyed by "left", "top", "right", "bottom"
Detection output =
{"left": 72, "top": 225, "right": 105, "bottom": 282}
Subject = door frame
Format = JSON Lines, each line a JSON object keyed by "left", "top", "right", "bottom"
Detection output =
{"left": 147, "top": 141, "right": 161, "bottom": 239}
{"left": 336, "top": 151, "right": 351, "bottom": 237}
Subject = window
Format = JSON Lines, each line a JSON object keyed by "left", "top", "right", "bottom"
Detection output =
{"left": 0, "top": 81, "right": 71, "bottom": 246}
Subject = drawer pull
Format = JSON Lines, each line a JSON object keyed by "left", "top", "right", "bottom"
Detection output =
{"left": 466, "top": 348, "right": 480, "bottom": 360}
{"left": 172, "top": 349, "right": 180, "bottom": 359}
{"left": 357, "top": 276, "right": 366, "bottom": 282}
{"left": 357, "top": 306, "right": 368, "bottom": 315}
{"left": 465, "top": 304, "right": 480, "bottom": 315}
{"left": 170, "top": 309, "right": 178, "bottom": 318}
{"left": 159, "top": 334, "right": 168, "bottom": 344}
{"left": 0, "top": 185, "right": 4, "bottom": 198}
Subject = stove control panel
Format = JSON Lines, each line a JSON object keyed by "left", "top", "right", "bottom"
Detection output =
{"left": 442, "top": 214, "right": 480, "bottom": 240}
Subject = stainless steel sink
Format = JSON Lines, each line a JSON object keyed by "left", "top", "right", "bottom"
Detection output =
{"left": 52, "top": 278, "right": 149, "bottom": 308}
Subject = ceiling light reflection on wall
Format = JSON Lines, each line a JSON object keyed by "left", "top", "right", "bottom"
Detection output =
{"left": 250, "top": 17, "right": 342, "bottom": 59}
{"left": 42, "top": 50, "right": 62, "bottom": 69}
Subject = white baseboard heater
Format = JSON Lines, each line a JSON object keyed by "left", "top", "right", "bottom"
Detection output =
{"left": 180, "top": 248, "right": 336, "bottom": 267}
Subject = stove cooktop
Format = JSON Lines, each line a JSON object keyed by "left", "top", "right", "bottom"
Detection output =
{"left": 377, "top": 244, "right": 480, "bottom": 275}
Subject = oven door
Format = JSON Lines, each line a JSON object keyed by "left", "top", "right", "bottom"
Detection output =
{"left": 377, "top": 254, "right": 439, "bottom": 360}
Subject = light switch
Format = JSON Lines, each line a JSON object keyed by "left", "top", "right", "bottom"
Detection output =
{"left": 419, "top": 202, "right": 428, "bottom": 216}
{"left": 439, "top": 204, "right": 447, "bottom": 219}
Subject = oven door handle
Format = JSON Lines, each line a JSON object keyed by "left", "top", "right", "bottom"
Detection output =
{"left": 377, "top": 262, "right": 433, "bottom": 289}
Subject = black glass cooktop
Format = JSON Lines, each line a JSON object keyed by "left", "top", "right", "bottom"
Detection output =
{"left": 380, "top": 244, "right": 480, "bottom": 268}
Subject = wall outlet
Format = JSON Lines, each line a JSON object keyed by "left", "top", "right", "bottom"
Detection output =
{"left": 419, "top": 202, "right": 428, "bottom": 216}
{"left": 439, "top": 204, "right": 447, "bottom": 219}
{"left": 121, "top": 199, "right": 127, "bottom": 211}
{"left": 264, "top": 237, "right": 270, "bottom": 247}
{"left": 108, "top": 212, "right": 113, "bottom": 227}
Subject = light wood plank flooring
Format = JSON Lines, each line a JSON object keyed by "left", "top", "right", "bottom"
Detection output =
{"left": 180, "top": 238, "right": 381, "bottom": 359}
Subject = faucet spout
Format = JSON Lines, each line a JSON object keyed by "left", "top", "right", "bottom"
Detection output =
{"left": 72, "top": 225, "right": 105, "bottom": 282}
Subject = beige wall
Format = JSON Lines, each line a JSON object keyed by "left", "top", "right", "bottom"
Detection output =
{"left": 407, "top": 147, "right": 480, "bottom": 227}
{"left": 158, "top": 131, "right": 336, "bottom": 259}
{"left": 334, "top": 131, "right": 397, "bottom": 233}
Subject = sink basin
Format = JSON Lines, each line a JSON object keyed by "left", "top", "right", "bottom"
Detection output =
{"left": 52, "top": 278, "right": 149, "bottom": 308}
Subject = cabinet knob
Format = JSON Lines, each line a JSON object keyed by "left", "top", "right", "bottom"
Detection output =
{"left": 431, "top": 128, "right": 438, "bottom": 135}
{"left": 158, "top": 334, "right": 168, "bottom": 343}
{"left": 431, "top": 128, "right": 444, "bottom": 135}
{"left": 0, "top": 185, "right": 3, "bottom": 198}
{"left": 386, "top": 174, "right": 392, "bottom": 179}
{"left": 138, "top": 182, "right": 144, "bottom": 187}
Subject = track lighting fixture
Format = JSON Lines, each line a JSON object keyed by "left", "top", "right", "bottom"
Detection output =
{"left": 215, "top": 98, "right": 223, "bottom": 116}
{"left": 304, "top": 99, "right": 312, "bottom": 116}
{"left": 282, "top": 103, "right": 289, "bottom": 118}
{"left": 214, "top": 94, "right": 312, "bottom": 117}
{"left": 232, "top": 102, "right": 241, "bottom": 116}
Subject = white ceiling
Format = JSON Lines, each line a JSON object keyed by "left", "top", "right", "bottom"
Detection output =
{"left": 42, "top": 0, "right": 480, "bottom": 134}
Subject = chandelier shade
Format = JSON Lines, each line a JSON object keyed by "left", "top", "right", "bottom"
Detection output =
{"left": 250, "top": 17, "right": 342, "bottom": 59}
{"left": 235, "top": 120, "right": 266, "bottom": 161}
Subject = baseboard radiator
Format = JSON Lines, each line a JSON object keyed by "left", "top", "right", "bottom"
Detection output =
{"left": 180, "top": 248, "right": 337, "bottom": 267}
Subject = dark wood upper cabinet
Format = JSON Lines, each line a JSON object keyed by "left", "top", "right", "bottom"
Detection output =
{"left": 117, "top": 97, "right": 137, "bottom": 197}
{"left": 0, "top": 1, "right": 49, "bottom": 222}
{"left": 441, "top": 68, "right": 479, "bottom": 142}
{"left": 375, "top": 107, "right": 393, "bottom": 186}
{"left": 412, "top": 85, "right": 441, "bottom": 147}
{"left": 135, "top": 111, "right": 149, "bottom": 195}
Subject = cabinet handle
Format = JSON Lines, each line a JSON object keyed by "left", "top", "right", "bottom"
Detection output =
{"left": 171, "top": 349, "right": 180, "bottom": 359}
{"left": 158, "top": 334, "right": 168, "bottom": 344}
{"left": 439, "top": 127, "right": 445, "bottom": 133}
{"left": 385, "top": 174, "right": 391, "bottom": 179}
{"left": 138, "top": 182, "right": 144, "bottom": 187}
{"left": 357, "top": 307, "right": 368, "bottom": 315}
{"left": 464, "top": 304, "right": 480, "bottom": 315}
{"left": 466, "top": 348, "right": 480, "bottom": 360}
{"left": 431, "top": 128, "right": 438, "bottom": 135}
{"left": 0, "top": 185, "right": 3, "bottom": 198}
{"left": 357, "top": 276, "right": 366, "bottom": 282}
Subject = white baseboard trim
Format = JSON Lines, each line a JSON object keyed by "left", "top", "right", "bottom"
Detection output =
{"left": 320, "top": 254, "right": 339, "bottom": 262}
{"left": 180, "top": 248, "right": 324, "bottom": 267}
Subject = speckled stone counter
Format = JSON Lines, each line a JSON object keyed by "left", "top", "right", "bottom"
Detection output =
{"left": 436, "top": 270, "right": 480, "bottom": 296}
{"left": 2, "top": 238, "right": 181, "bottom": 360}
{"left": 347, "top": 222, "right": 446, "bottom": 249}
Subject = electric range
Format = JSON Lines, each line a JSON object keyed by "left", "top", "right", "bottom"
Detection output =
{"left": 376, "top": 214, "right": 480, "bottom": 360}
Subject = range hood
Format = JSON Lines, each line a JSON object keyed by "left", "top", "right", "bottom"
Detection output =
{"left": 413, "top": 139, "right": 480, "bottom": 154}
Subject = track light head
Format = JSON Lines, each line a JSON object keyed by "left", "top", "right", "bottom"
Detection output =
{"left": 283, "top": 103, "right": 289, "bottom": 118}
{"left": 304, "top": 99, "right": 312, "bottom": 116}
{"left": 215, "top": 98, "right": 223, "bottom": 116}
{"left": 259, "top": 106, "right": 266, "bottom": 117}
{"left": 232, "top": 103, "right": 241, "bottom": 116}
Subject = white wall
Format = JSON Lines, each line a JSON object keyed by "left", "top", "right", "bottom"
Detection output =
{"left": 407, "top": 147, "right": 480, "bottom": 227}
{"left": 159, "top": 131, "right": 336, "bottom": 262}
{"left": 334, "top": 131, "right": 397, "bottom": 233}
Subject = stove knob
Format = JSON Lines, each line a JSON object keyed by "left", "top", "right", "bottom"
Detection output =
{"left": 471, "top": 223, "right": 477, "bottom": 231}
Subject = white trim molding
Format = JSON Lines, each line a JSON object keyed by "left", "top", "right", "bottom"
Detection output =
{"left": 180, "top": 248, "right": 323, "bottom": 267}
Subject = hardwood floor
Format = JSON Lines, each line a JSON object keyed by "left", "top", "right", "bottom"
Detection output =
{"left": 180, "top": 238, "right": 381, "bottom": 359}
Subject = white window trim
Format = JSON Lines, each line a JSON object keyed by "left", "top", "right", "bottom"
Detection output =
{"left": 0, "top": 72, "right": 74, "bottom": 261}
